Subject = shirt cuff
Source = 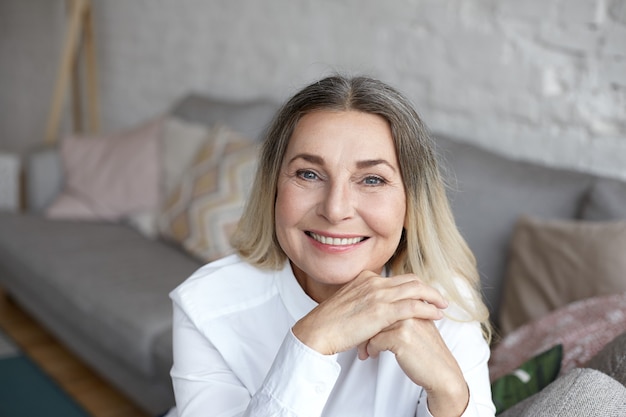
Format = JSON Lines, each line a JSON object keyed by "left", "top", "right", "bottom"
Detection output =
{"left": 259, "top": 330, "right": 341, "bottom": 417}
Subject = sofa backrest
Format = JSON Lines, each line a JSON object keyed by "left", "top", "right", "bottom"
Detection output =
{"left": 434, "top": 135, "right": 595, "bottom": 318}
{"left": 169, "top": 94, "right": 279, "bottom": 142}
{"left": 27, "top": 91, "right": 620, "bottom": 326}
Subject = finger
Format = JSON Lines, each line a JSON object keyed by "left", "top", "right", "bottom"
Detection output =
{"left": 391, "top": 298, "right": 445, "bottom": 322}
{"left": 385, "top": 275, "right": 448, "bottom": 309}
{"left": 367, "top": 319, "right": 440, "bottom": 362}
{"left": 366, "top": 343, "right": 382, "bottom": 359}
{"left": 354, "top": 271, "right": 448, "bottom": 309}
{"left": 357, "top": 341, "right": 369, "bottom": 360}
{"left": 366, "top": 330, "right": 391, "bottom": 359}
{"left": 365, "top": 319, "right": 423, "bottom": 360}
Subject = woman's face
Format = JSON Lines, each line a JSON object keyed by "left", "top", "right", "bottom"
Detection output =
{"left": 275, "top": 110, "right": 407, "bottom": 302}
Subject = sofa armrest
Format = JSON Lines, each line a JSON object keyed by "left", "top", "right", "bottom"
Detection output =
{"left": 499, "top": 367, "right": 626, "bottom": 416}
{"left": 25, "top": 146, "right": 63, "bottom": 213}
{"left": 586, "top": 331, "right": 626, "bottom": 387}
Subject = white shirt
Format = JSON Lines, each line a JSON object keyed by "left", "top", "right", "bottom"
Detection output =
{"left": 170, "top": 255, "right": 495, "bottom": 417}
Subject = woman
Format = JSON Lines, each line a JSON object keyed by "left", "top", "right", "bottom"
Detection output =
{"left": 170, "top": 75, "right": 495, "bottom": 417}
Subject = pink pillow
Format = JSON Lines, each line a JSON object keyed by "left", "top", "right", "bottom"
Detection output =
{"left": 46, "top": 118, "right": 163, "bottom": 221}
{"left": 489, "top": 292, "right": 626, "bottom": 382}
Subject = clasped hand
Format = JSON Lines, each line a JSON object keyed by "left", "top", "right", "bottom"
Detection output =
{"left": 292, "top": 271, "right": 469, "bottom": 416}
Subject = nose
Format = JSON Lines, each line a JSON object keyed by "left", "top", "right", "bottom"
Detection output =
{"left": 317, "top": 179, "right": 355, "bottom": 224}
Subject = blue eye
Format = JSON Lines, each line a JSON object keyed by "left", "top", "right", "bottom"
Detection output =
{"left": 297, "top": 170, "right": 319, "bottom": 181}
{"left": 363, "top": 176, "right": 385, "bottom": 186}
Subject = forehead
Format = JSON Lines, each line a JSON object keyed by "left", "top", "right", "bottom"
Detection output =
{"left": 285, "top": 110, "right": 397, "bottom": 162}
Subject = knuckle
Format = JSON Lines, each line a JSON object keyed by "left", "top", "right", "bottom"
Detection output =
{"left": 408, "top": 299, "right": 422, "bottom": 312}
{"left": 372, "top": 301, "right": 389, "bottom": 318}
{"left": 395, "top": 321, "right": 413, "bottom": 342}
{"left": 408, "top": 299, "right": 439, "bottom": 317}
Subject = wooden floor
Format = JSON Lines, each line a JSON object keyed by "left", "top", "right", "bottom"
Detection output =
{"left": 0, "top": 288, "right": 150, "bottom": 417}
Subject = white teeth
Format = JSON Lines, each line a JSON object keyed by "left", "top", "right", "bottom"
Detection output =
{"left": 309, "top": 232, "right": 364, "bottom": 246}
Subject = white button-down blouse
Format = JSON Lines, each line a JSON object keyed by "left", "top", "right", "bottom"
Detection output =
{"left": 169, "top": 255, "right": 495, "bottom": 417}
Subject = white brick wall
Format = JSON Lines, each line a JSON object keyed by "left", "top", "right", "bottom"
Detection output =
{"left": 1, "top": 0, "right": 625, "bottom": 179}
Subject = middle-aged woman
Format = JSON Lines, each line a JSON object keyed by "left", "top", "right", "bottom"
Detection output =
{"left": 169, "top": 75, "right": 495, "bottom": 417}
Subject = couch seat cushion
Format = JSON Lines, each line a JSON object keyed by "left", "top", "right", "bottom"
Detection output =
{"left": 0, "top": 213, "right": 201, "bottom": 378}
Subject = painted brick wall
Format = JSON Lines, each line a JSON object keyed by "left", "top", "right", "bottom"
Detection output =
{"left": 1, "top": 0, "right": 625, "bottom": 179}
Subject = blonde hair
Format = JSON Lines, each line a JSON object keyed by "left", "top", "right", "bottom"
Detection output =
{"left": 231, "top": 75, "right": 491, "bottom": 340}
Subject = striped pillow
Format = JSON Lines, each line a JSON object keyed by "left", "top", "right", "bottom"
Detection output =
{"left": 157, "top": 125, "right": 258, "bottom": 262}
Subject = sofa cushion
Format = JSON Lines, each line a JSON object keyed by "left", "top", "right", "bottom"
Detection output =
{"left": 0, "top": 213, "right": 201, "bottom": 378}
{"left": 154, "top": 329, "right": 174, "bottom": 380}
{"left": 490, "top": 292, "right": 626, "bottom": 381}
{"left": 499, "top": 368, "right": 626, "bottom": 417}
{"left": 582, "top": 177, "right": 626, "bottom": 221}
{"left": 158, "top": 125, "right": 258, "bottom": 262}
{"left": 160, "top": 117, "right": 211, "bottom": 198}
{"left": 45, "top": 117, "right": 163, "bottom": 221}
{"left": 123, "top": 116, "right": 213, "bottom": 239}
{"left": 498, "top": 216, "right": 626, "bottom": 334}
{"left": 434, "top": 136, "right": 594, "bottom": 318}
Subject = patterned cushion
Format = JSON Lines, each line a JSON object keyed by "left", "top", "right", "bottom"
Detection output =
{"left": 157, "top": 125, "right": 258, "bottom": 262}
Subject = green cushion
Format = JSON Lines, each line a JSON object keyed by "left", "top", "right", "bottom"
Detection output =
{"left": 491, "top": 344, "right": 563, "bottom": 415}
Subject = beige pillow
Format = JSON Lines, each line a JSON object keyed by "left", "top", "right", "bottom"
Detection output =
{"left": 46, "top": 117, "right": 163, "bottom": 221}
{"left": 499, "top": 216, "right": 626, "bottom": 336}
{"left": 157, "top": 125, "right": 258, "bottom": 262}
{"left": 124, "top": 117, "right": 212, "bottom": 238}
{"left": 160, "top": 116, "right": 211, "bottom": 198}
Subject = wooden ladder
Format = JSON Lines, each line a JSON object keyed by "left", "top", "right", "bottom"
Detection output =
{"left": 45, "top": 0, "right": 100, "bottom": 145}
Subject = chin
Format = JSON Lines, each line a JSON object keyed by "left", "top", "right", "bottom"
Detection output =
{"left": 313, "top": 266, "right": 369, "bottom": 285}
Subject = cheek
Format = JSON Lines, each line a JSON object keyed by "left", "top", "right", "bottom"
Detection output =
{"left": 274, "top": 187, "right": 290, "bottom": 232}
{"left": 361, "top": 193, "right": 406, "bottom": 237}
{"left": 275, "top": 183, "right": 307, "bottom": 231}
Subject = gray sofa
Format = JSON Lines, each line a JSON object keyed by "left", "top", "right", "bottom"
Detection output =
{"left": 0, "top": 94, "right": 624, "bottom": 415}
{"left": 0, "top": 96, "right": 278, "bottom": 415}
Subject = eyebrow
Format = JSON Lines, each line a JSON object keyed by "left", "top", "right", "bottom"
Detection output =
{"left": 356, "top": 159, "right": 397, "bottom": 171}
{"left": 288, "top": 153, "right": 324, "bottom": 166}
{"left": 288, "top": 153, "right": 397, "bottom": 172}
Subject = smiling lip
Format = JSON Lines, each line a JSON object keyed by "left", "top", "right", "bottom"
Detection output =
{"left": 306, "top": 231, "right": 367, "bottom": 246}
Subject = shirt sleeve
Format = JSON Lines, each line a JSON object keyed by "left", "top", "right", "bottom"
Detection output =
{"left": 170, "top": 302, "right": 341, "bottom": 417}
{"left": 245, "top": 330, "right": 341, "bottom": 417}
